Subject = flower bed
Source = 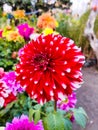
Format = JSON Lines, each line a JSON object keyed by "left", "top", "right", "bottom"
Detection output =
{"left": 0, "top": 7, "right": 88, "bottom": 130}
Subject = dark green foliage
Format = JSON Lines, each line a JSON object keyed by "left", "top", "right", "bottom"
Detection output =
{"left": 0, "top": 38, "right": 24, "bottom": 71}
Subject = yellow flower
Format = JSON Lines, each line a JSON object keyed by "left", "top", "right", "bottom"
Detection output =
{"left": 2, "top": 26, "right": 13, "bottom": 38}
{"left": 43, "top": 27, "right": 59, "bottom": 35}
{"left": 37, "top": 12, "right": 58, "bottom": 29}
{"left": 6, "top": 30, "right": 24, "bottom": 42}
{"left": 2, "top": 25, "right": 24, "bottom": 42}
{"left": 13, "top": 10, "right": 25, "bottom": 18}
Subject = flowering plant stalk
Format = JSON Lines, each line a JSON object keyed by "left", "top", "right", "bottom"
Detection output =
{"left": 0, "top": 34, "right": 88, "bottom": 130}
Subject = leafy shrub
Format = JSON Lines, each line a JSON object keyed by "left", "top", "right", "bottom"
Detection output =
{"left": 0, "top": 38, "right": 24, "bottom": 70}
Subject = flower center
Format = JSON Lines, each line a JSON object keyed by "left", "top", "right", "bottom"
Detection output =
{"left": 61, "top": 98, "right": 69, "bottom": 105}
{"left": 33, "top": 54, "right": 50, "bottom": 70}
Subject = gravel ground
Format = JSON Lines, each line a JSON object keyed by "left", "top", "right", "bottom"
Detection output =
{"left": 73, "top": 66, "right": 98, "bottom": 130}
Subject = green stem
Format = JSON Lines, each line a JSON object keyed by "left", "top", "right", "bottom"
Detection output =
{"left": 40, "top": 112, "right": 47, "bottom": 117}
{"left": 54, "top": 101, "right": 57, "bottom": 111}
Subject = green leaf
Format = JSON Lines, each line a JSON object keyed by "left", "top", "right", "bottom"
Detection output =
{"left": 72, "top": 107, "right": 88, "bottom": 128}
{"left": 34, "top": 110, "right": 41, "bottom": 124}
{"left": 34, "top": 104, "right": 41, "bottom": 110}
{"left": 0, "top": 101, "right": 15, "bottom": 117}
{"left": 74, "top": 113, "right": 87, "bottom": 128}
{"left": 43, "top": 112, "right": 65, "bottom": 130}
{"left": 64, "top": 118, "right": 72, "bottom": 130}
{"left": 78, "top": 107, "right": 88, "bottom": 118}
{"left": 29, "top": 108, "right": 35, "bottom": 121}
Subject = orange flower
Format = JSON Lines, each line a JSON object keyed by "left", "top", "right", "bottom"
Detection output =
{"left": 6, "top": 25, "right": 12, "bottom": 30}
{"left": 8, "top": 31, "right": 19, "bottom": 41}
{"left": 37, "top": 12, "right": 58, "bottom": 29}
{"left": 13, "top": 10, "right": 25, "bottom": 18}
{"left": 6, "top": 31, "right": 23, "bottom": 42}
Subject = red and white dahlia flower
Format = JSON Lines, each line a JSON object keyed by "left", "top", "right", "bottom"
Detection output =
{"left": 0, "top": 81, "right": 16, "bottom": 107}
{"left": 16, "top": 34, "right": 85, "bottom": 104}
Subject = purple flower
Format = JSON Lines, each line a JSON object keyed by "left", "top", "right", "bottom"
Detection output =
{"left": 5, "top": 114, "right": 44, "bottom": 130}
{"left": 2, "top": 71, "right": 23, "bottom": 95}
{"left": 17, "top": 23, "right": 34, "bottom": 41}
{"left": 57, "top": 92, "right": 77, "bottom": 111}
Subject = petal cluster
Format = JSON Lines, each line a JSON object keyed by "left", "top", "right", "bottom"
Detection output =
{"left": 13, "top": 10, "right": 25, "bottom": 18}
{"left": 17, "top": 23, "right": 34, "bottom": 41}
{"left": 16, "top": 34, "right": 85, "bottom": 104}
{"left": 2, "top": 71, "right": 23, "bottom": 95}
{"left": 0, "top": 80, "right": 16, "bottom": 107}
{"left": 57, "top": 92, "right": 77, "bottom": 111}
{"left": 5, "top": 114, "right": 44, "bottom": 130}
{"left": 37, "top": 12, "right": 58, "bottom": 29}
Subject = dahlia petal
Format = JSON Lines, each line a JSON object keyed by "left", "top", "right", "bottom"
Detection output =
{"left": 0, "top": 97, "right": 5, "bottom": 107}
{"left": 0, "top": 81, "right": 16, "bottom": 107}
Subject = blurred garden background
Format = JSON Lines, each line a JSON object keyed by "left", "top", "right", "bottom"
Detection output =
{"left": 0, "top": 0, "right": 98, "bottom": 130}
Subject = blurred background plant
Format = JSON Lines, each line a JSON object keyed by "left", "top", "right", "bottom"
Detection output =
{"left": 0, "top": 38, "right": 24, "bottom": 71}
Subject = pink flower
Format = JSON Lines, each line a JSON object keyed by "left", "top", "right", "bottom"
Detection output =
{"left": 57, "top": 92, "right": 77, "bottom": 111}
{"left": 0, "top": 29, "right": 3, "bottom": 38}
{"left": 5, "top": 114, "right": 44, "bottom": 130}
{"left": 17, "top": 23, "right": 34, "bottom": 41}
{"left": 16, "top": 34, "right": 85, "bottom": 104}
{"left": 18, "top": 48, "right": 24, "bottom": 57}
{"left": 2, "top": 71, "right": 23, "bottom": 95}
{"left": 0, "top": 80, "right": 16, "bottom": 107}
{"left": 0, "top": 67, "right": 5, "bottom": 79}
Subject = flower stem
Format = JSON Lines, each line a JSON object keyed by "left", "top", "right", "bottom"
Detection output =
{"left": 54, "top": 101, "right": 57, "bottom": 111}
